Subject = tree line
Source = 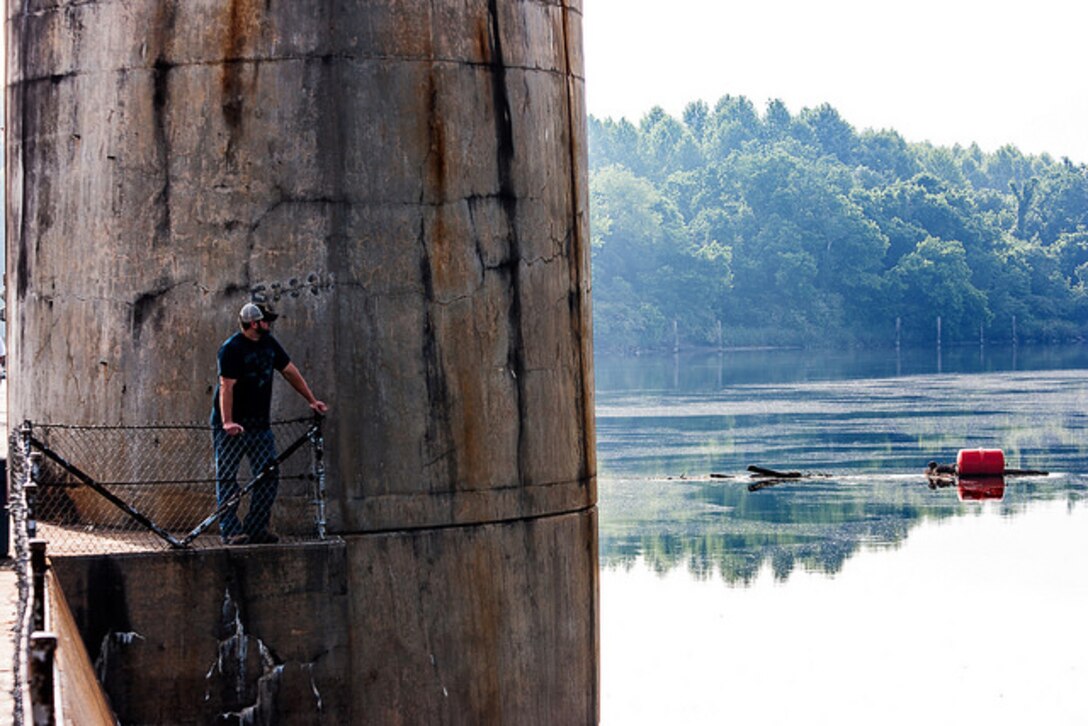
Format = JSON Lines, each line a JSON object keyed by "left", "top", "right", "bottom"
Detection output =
{"left": 588, "top": 97, "right": 1088, "bottom": 351}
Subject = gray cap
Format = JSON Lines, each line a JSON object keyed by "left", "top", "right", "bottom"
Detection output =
{"left": 239, "top": 302, "right": 264, "bottom": 323}
{"left": 239, "top": 302, "right": 280, "bottom": 323}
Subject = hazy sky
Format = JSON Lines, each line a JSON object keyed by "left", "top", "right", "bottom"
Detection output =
{"left": 583, "top": 0, "right": 1088, "bottom": 163}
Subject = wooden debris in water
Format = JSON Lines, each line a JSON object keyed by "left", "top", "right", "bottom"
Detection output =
{"left": 747, "top": 465, "right": 803, "bottom": 479}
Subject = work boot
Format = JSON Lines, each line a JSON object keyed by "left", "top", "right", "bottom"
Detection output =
{"left": 249, "top": 531, "right": 280, "bottom": 544}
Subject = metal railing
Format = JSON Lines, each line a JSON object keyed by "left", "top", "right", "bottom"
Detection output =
{"left": 9, "top": 422, "right": 57, "bottom": 725}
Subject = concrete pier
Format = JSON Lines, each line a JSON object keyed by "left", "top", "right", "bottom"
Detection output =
{"left": 7, "top": 0, "right": 597, "bottom": 722}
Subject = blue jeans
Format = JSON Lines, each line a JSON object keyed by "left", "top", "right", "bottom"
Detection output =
{"left": 213, "top": 427, "right": 279, "bottom": 539}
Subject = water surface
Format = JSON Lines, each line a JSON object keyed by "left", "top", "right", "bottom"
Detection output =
{"left": 597, "top": 345, "right": 1088, "bottom": 724}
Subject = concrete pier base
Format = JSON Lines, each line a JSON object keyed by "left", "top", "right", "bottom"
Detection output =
{"left": 52, "top": 509, "right": 598, "bottom": 724}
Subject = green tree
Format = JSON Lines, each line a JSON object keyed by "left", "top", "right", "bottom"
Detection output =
{"left": 590, "top": 165, "right": 730, "bottom": 349}
{"left": 856, "top": 129, "right": 920, "bottom": 183}
{"left": 587, "top": 117, "right": 642, "bottom": 174}
{"left": 798, "top": 103, "right": 858, "bottom": 165}
{"left": 1022, "top": 161, "right": 1088, "bottom": 244}
{"left": 586, "top": 97, "right": 1086, "bottom": 349}
{"left": 889, "top": 237, "right": 990, "bottom": 341}
{"left": 682, "top": 100, "right": 710, "bottom": 141}
{"left": 638, "top": 108, "right": 702, "bottom": 181}
{"left": 705, "top": 95, "right": 760, "bottom": 158}
{"left": 762, "top": 98, "right": 794, "bottom": 141}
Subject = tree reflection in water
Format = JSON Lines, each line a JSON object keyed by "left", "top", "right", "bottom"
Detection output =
{"left": 599, "top": 473, "right": 1086, "bottom": 583}
{"left": 596, "top": 347, "right": 1088, "bottom": 583}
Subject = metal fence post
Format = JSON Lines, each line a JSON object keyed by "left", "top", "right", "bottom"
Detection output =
{"left": 30, "top": 539, "right": 49, "bottom": 632}
{"left": 25, "top": 481, "right": 38, "bottom": 540}
{"left": 25, "top": 422, "right": 42, "bottom": 540}
{"left": 29, "top": 632, "right": 58, "bottom": 726}
{"left": 309, "top": 416, "right": 327, "bottom": 540}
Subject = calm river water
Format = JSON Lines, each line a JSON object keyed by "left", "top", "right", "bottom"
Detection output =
{"left": 596, "top": 345, "right": 1088, "bottom": 725}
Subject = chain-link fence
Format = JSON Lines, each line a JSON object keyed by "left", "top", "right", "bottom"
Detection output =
{"left": 8, "top": 417, "right": 327, "bottom": 555}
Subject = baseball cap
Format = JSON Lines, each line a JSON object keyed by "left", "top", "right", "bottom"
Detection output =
{"left": 239, "top": 302, "right": 280, "bottom": 323}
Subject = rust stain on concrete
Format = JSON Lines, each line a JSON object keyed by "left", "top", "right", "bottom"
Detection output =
{"left": 221, "top": 0, "right": 261, "bottom": 156}
{"left": 425, "top": 72, "right": 448, "bottom": 202}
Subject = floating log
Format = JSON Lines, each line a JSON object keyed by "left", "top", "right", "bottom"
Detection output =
{"left": 926, "top": 462, "right": 1048, "bottom": 478}
{"left": 747, "top": 465, "right": 803, "bottom": 479}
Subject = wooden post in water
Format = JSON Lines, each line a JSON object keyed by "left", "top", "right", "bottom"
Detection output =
{"left": 936, "top": 316, "right": 943, "bottom": 374}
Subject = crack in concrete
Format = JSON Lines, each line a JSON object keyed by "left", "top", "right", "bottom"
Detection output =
{"left": 28, "top": 291, "right": 141, "bottom": 307}
{"left": 248, "top": 193, "right": 351, "bottom": 235}
{"left": 423, "top": 447, "right": 456, "bottom": 470}
{"left": 14, "top": 53, "right": 584, "bottom": 91}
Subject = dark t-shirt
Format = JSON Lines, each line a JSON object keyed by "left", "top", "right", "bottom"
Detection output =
{"left": 211, "top": 333, "right": 290, "bottom": 430}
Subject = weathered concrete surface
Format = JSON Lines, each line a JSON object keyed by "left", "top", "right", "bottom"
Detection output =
{"left": 9, "top": 0, "right": 597, "bottom": 721}
{"left": 7, "top": 0, "right": 594, "bottom": 532}
{"left": 53, "top": 541, "right": 354, "bottom": 724}
{"left": 345, "top": 509, "right": 598, "bottom": 723}
{"left": 52, "top": 509, "right": 597, "bottom": 725}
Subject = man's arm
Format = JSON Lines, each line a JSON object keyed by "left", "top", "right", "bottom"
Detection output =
{"left": 219, "top": 377, "right": 244, "bottom": 436}
{"left": 280, "top": 363, "right": 329, "bottom": 414}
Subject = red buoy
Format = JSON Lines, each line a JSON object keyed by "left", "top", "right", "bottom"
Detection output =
{"left": 956, "top": 448, "right": 1005, "bottom": 476}
{"left": 957, "top": 477, "right": 1006, "bottom": 502}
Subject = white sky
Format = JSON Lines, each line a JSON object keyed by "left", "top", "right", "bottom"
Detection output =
{"left": 583, "top": 0, "right": 1088, "bottom": 163}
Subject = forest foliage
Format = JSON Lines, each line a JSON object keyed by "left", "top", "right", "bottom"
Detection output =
{"left": 588, "top": 97, "right": 1088, "bottom": 351}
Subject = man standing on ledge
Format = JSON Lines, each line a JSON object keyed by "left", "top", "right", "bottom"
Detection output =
{"left": 212, "top": 302, "right": 329, "bottom": 545}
